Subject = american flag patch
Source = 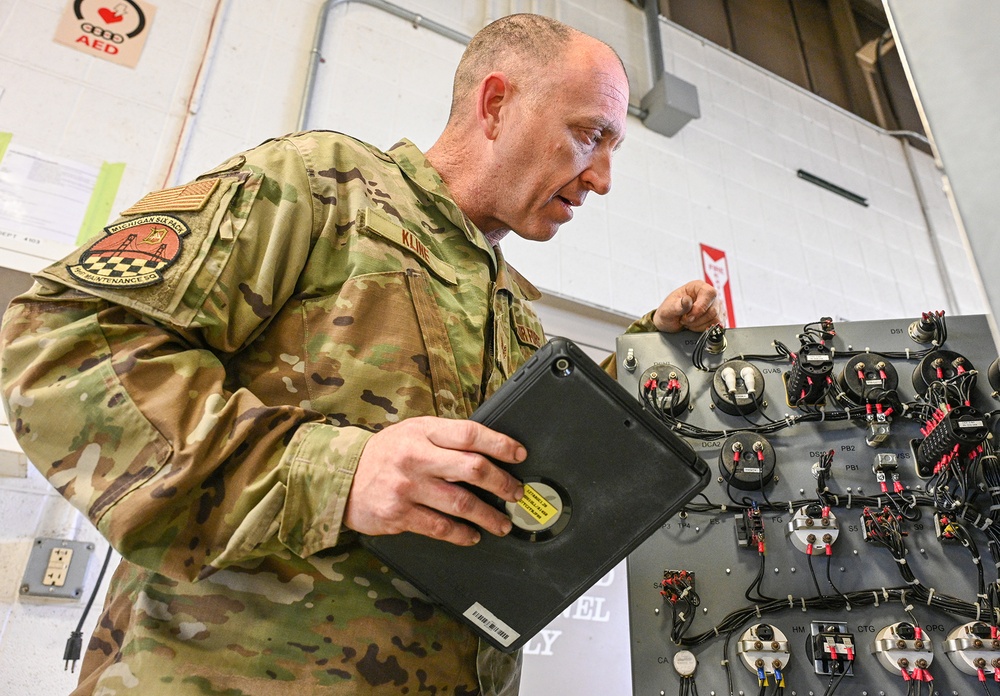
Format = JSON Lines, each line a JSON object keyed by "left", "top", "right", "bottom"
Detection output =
{"left": 121, "top": 178, "right": 221, "bottom": 216}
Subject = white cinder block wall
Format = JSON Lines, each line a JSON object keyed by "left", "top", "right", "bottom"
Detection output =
{"left": 0, "top": 0, "right": 984, "bottom": 694}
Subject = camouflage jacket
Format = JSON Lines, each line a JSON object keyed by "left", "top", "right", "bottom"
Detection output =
{"left": 0, "top": 132, "right": 550, "bottom": 695}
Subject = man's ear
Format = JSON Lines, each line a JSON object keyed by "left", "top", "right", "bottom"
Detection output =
{"left": 477, "top": 72, "right": 510, "bottom": 141}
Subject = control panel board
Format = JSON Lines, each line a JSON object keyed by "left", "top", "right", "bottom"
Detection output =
{"left": 619, "top": 314, "right": 1000, "bottom": 696}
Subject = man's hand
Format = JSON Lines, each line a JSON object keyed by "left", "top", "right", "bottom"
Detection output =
{"left": 653, "top": 280, "right": 722, "bottom": 333}
{"left": 344, "top": 416, "right": 526, "bottom": 546}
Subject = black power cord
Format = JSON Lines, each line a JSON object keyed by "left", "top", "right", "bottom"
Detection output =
{"left": 64, "top": 544, "right": 114, "bottom": 673}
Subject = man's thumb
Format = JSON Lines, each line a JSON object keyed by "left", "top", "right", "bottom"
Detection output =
{"left": 678, "top": 295, "right": 693, "bottom": 316}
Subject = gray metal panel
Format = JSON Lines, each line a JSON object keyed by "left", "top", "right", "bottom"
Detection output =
{"left": 882, "top": 2, "right": 1000, "bottom": 351}
{"left": 621, "top": 314, "right": 999, "bottom": 695}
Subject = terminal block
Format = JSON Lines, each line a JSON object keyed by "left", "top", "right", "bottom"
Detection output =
{"left": 807, "top": 622, "right": 855, "bottom": 676}
{"left": 737, "top": 623, "right": 790, "bottom": 681}
{"left": 873, "top": 622, "right": 934, "bottom": 679}
{"left": 712, "top": 359, "right": 765, "bottom": 415}
{"left": 735, "top": 504, "right": 765, "bottom": 552}
{"left": 943, "top": 621, "right": 1000, "bottom": 677}
{"left": 786, "top": 503, "right": 839, "bottom": 555}
{"left": 865, "top": 413, "right": 892, "bottom": 447}
{"left": 933, "top": 512, "right": 960, "bottom": 542}
{"left": 660, "top": 569, "right": 696, "bottom": 604}
{"left": 861, "top": 506, "right": 904, "bottom": 545}
{"left": 913, "top": 404, "right": 989, "bottom": 477}
{"left": 784, "top": 340, "right": 833, "bottom": 406}
{"left": 872, "top": 453, "right": 904, "bottom": 495}
{"left": 639, "top": 364, "right": 690, "bottom": 416}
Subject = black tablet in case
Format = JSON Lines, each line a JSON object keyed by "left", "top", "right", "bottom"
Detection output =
{"left": 360, "top": 336, "right": 710, "bottom": 651}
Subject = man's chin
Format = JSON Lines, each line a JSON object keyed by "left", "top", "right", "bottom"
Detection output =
{"left": 512, "top": 222, "right": 561, "bottom": 242}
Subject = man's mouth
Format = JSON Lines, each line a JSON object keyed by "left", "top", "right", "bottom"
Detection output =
{"left": 554, "top": 196, "right": 574, "bottom": 221}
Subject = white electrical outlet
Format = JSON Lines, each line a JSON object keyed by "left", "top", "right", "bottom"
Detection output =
{"left": 21, "top": 538, "right": 94, "bottom": 600}
{"left": 42, "top": 547, "right": 74, "bottom": 587}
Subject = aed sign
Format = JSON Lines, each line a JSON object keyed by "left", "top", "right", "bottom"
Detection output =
{"left": 54, "top": 0, "right": 156, "bottom": 68}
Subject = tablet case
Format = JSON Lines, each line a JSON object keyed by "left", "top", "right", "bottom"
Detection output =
{"left": 360, "top": 336, "right": 710, "bottom": 651}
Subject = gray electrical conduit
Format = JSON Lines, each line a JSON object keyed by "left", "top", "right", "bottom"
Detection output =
{"left": 898, "top": 139, "right": 959, "bottom": 313}
{"left": 295, "top": 0, "right": 647, "bottom": 131}
{"left": 896, "top": 128, "right": 958, "bottom": 314}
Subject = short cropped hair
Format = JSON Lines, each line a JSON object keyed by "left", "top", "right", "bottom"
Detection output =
{"left": 448, "top": 14, "right": 576, "bottom": 121}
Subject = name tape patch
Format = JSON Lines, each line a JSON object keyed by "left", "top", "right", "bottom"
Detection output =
{"left": 359, "top": 207, "right": 457, "bottom": 284}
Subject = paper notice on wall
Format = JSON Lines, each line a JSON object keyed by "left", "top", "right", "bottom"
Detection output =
{"left": 0, "top": 135, "right": 124, "bottom": 270}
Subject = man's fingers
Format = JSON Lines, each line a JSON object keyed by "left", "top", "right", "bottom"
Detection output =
{"left": 425, "top": 421, "right": 526, "bottom": 503}
{"left": 405, "top": 505, "right": 483, "bottom": 546}
{"left": 685, "top": 305, "right": 722, "bottom": 332}
{"left": 679, "top": 287, "right": 721, "bottom": 332}
{"left": 683, "top": 286, "right": 717, "bottom": 319}
{"left": 346, "top": 416, "right": 526, "bottom": 545}
{"left": 427, "top": 419, "right": 526, "bottom": 464}
{"left": 421, "top": 478, "right": 515, "bottom": 538}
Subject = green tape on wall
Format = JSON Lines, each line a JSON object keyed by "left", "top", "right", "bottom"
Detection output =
{"left": 0, "top": 132, "right": 12, "bottom": 164}
{"left": 77, "top": 162, "right": 126, "bottom": 245}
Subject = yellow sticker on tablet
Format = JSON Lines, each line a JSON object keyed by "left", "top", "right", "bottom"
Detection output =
{"left": 517, "top": 484, "right": 558, "bottom": 525}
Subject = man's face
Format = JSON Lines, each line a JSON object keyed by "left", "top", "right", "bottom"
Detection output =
{"left": 487, "top": 39, "right": 629, "bottom": 241}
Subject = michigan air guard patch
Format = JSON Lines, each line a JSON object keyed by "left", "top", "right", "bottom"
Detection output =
{"left": 68, "top": 215, "right": 188, "bottom": 288}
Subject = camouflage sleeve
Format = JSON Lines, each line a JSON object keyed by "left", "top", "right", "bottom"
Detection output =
{"left": 0, "top": 137, "right": 370, "bottom": 582}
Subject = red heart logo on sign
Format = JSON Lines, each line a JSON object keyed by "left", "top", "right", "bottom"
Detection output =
{"left": 98, "top": 7, "right": 123, "bottom": 23}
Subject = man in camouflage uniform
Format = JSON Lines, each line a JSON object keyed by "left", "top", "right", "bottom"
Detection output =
{"left": 0, "top": 13, "right": 719, "bottom": 696}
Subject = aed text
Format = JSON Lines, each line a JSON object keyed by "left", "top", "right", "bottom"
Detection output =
{"left": 75, "top": 35, "right": 119, "bottom": 55}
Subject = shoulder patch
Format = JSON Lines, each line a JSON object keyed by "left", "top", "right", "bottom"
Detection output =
{"left": 120, "top": 178, "right": 220, "bottom": 216}
{"left": 68, "top": 215, "right": 189, "bottom": 288}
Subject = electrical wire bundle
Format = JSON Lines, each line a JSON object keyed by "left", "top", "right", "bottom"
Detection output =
{"left": 661, "top": 570, "right": 702, "bottom": 645}
{"left": 860, "top": 505, "right": 984, "bottom": 622}
{"left": 678, "top": 671, "right": 701, "bottom": 696}
{"left": 882, "top": 311, "right": 948, "bottom": 360}
{"left": 905, "top": 366, "right": 979, "bottom": 427}
{"left": 640, "top": 386, "right": 853, "bottom": 441}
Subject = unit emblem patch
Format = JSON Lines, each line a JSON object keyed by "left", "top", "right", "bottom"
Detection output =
{"left": 68, "top": 215, "right": 189, "bottom": 288}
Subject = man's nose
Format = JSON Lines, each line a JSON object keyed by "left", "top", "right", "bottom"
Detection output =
{"left": 581, "top": 150, "right": 612, "bottom": 195}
